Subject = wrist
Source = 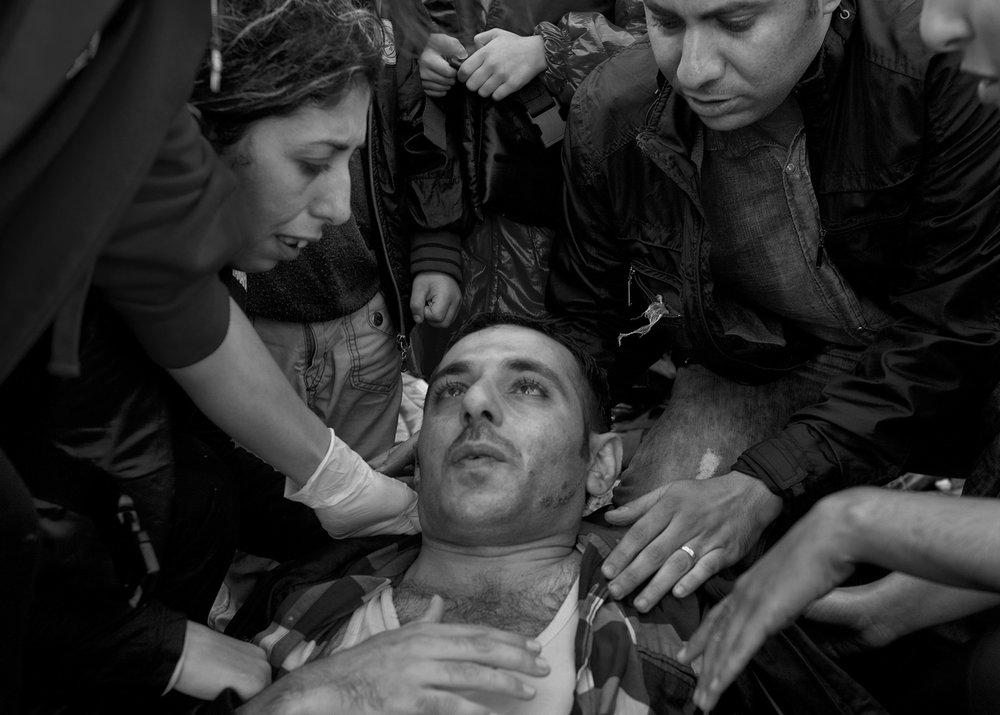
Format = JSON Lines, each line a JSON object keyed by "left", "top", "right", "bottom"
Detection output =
{"left": 163, "top": 624, "right": 192, "bottom": 695}
{"left": 531, "top": 35, "right": 547, "bottom": 77}
{"left": 821, "top": 487, "right": 881, "bottom": 565}
{"left": 733, "top": 470, "right": 784, "bottom": 525}
{"left": 296, "top": 428, "right": 337, "bottom": 490}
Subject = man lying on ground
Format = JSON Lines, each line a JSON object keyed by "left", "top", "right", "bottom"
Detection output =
{"left": 229, "top": 312, "right": 883, "bottom": 714}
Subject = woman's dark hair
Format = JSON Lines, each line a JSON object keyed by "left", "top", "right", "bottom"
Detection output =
{"left": 191, "top": 0, "right": 384, "bottom": 149}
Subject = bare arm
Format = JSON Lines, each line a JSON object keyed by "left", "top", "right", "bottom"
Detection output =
{"left": 680, "top": 488, "right": 1000, "bottom": 711}
{"left": 825, "top": 488, "right": 1000, "bottom": 591}
{"left": 806, "top": 571, "right": 1000, "bottom": 652}
{"left": 167, "top": 298, "right": 329, "bottom": 484}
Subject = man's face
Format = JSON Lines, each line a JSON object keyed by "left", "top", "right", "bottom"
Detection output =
{"left": 644, "top": 0, "right": 835, "bottom": 130}
{"left": 921, "top": 0, "right": 1000, "bottom": 106}
{"left": 225, "top": 85, "right": 370, "bottom": 272}
{"left": 417, "top": 326, "right": 594, "bottom": 546}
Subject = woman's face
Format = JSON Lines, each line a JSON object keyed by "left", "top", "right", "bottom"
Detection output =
{"left": 225, "top": 84, "right": 370, "bottom": 272}
{"left": 921, "top": 0, "right": 1000, "bottom": 106}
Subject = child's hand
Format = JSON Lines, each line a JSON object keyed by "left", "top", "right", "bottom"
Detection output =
{"left": 410, "top": 272, "right": 461, "bottom": 327}
{"left": 459, "top": 29, "right": 546, "bottom": 101}
{"left": 418, "top": 33, "right": 468, "bottom": 97}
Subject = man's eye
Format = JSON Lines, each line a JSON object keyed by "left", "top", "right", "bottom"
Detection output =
{"left": 432, "top": 381, "right": 465, "bottom": 399}
{"left": 649, "top": 13, "right": 683, "bottom": 31}
{"left": 719, "top": 16, "right": 754, "bottom": 33}
{"left": 298, "top": 161, "right": 330, "bottom": 177}
{"left": 514, "top": 379, "right": 546, "bottom": 397}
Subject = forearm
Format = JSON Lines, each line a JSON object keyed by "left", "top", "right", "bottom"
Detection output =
{"left": 168, "top": 298, "right": 328, "bottom": 483}
{"left": 867, "top": 572, "right": 1000, "bottom": 640}
{"left": 831, "top": 488, "right": 1000, "bottom": 592}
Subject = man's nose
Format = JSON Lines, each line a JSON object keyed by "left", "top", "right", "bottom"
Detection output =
{"left": 309, "top": 164, "right": 352, "bottom": 226}
{"left": 919, "top": 2, "right": 974, "bottom": 55}
{"left": 461, "top": 381, "right": 500, "bottom": 425}
{"left": 675, "top": 29, "right": 724, "bottom": 89}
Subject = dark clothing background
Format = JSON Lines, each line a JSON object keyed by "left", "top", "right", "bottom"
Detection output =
{"left": 1, "top": 296, "right": 331, "bottom": 710}
{"left": 548, "top": 0, "right": 1000, "bottom": 503}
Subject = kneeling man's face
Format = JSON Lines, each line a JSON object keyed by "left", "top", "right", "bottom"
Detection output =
{"left": 417, "top": 326, "right": 594, "bottom": 546}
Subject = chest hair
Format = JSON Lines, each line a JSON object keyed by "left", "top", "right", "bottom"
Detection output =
{"left": 393, "top": 558, "right": 579, "bottom": 638}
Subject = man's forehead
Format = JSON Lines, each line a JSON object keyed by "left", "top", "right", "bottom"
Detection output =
{"left": 643, "top": 0, "right": 770, "bottom": 17}
{"left": 439, "top": 325, "right": 571, "bottom": 371}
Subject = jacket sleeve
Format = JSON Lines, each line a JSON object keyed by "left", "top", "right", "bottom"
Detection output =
{"left": 546, "top": 65, "right": 669, "bottom": 394}
{"left": 391, "top": 5, "right": 472, "bottom": 287}
{"left": 535, "top": 0, "right": 647, "bottom": 107}
{"left": 735, "top": 54, "right": 1000, "bottom": 501}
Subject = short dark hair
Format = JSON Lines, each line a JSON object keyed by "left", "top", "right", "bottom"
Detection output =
{"left": 448, "top": 312, "right": 613, "bottom": 435}
{"left": 191, "top": 0, "right": 384, "bottom": 150}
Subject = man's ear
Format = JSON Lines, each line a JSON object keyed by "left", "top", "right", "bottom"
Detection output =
{"left": 585, "top": 432, "right": 623, "bottom": 497}
{"left": 820, "top": 0, "right": 840, "bottom": 17}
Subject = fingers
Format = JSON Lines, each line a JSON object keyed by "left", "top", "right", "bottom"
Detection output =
{"left": 419, "top": 34, "right": 466, "bottom": 96}
{"left": 423, "top": 82, "right": 454, "bottom": 98}
{"left": 456, "top": 50, "right": 485, "bottom": 85}
{"left": 603, "top": 487, "right": 663, "bottom": 526}
{"left": 176, "top": 622, "right": 272, "bottom": 701}
{"left": 410, "top": 283, "right": 430, "bottom": 325}
{"left": 417, "top": 594, "right": 446, "bottom": 623}
{"left": 413, "top": 274, "right": 462, "bottom": 327}
{"left": 490, "top": 81, "right": 517, "bottom": 103}
{"left": 394, "top": 622, "right": 546, "bottom": 678}
{"left": 670, "top": 546, "right": 724, "bottom": 598}
{"left": 431, "top": 296, "right": 460, "bottom": 327}
{"left": 431, "top": 33, "right": 468, "bottom": 58}
{"left": 424, "top": 660, "right": 537, "bottom": 703}
{"left": 630, "top": 544, "right": 725, "bottom": 611}
{"left": 600, "top": 488, "right": 674, "bottom": 587}
{"left": 473, "top": 73, "right": 505, "bottom": 99}
{"left": 422, "top": 299, "right": 448, "bottom": 325}
{"left": 473, "top": 28, "right": 500, "bottom": 49}
{"left": 691, "top": 595, "right": 772, "bottom": 712}
{"left": 376, "top": 433, "right": 418, "bottom": 476}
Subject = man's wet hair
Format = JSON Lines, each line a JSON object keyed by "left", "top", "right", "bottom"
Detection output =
{"left": 448, "top": 312, "right": 613, "bottom": 434}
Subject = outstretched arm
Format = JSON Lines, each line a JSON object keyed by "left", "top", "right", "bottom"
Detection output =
{"left": 679, "top": 488, "right": 1000, "bottom": 711}
{"left": 169, "top": 299, "right": 418, "bottom": 537}
{"left": 168, "top": 299, "right": 328, "bottom": 482}
{"left": 805, "top": 572, "right": 1000, "bottom": 656}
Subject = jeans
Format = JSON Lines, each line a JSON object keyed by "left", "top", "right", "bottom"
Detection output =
{"left": 615, "top": 347, "right": 863, "bottom": 503}
{"left": 253, "top": 291, "right": 402, "bottom": 461}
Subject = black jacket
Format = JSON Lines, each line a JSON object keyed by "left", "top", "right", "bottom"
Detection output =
{"left": 424, "top": 0, "right": 648, "bottom": 229}
{"left": 365, "top": 2, "right": 474, "bottom": 359}
{"left": 547, "top": 0, "right": 1000, "bottom": 501}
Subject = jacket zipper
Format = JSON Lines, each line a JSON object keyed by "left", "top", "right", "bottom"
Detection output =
{"left": 815, "top": 226, "right": 827, "bottom": 268}
{"left": 365, "top": 106, "right": 410, "bottom": 373}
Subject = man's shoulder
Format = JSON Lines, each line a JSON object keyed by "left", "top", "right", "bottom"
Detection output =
{"left": 850, "top": 0, "right": 932, "bottom": 77}
{"left": 566, "top": 39, "right": 661, "bottom": 163}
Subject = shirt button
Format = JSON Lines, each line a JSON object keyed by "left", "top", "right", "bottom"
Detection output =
{"left": 785, "top": 163, "right": 795, "bottom": 174}
{"left": 373, "top": 311, "right": 384, "bottom": 327}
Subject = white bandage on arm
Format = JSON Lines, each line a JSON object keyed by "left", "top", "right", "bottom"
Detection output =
{"left": 286, "top": 428, "right": 420, "bottom": 538}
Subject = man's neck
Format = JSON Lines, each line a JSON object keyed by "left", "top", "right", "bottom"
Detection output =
{"left": 394, "top": 535, "right": 581, "bottom": 637}
{"left": 747, "top": 95, "right": 803, "bottom": 147}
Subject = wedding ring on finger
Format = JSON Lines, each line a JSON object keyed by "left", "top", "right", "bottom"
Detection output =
{"left": 679, "top": 544, "right": 696, "bottom": 561}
